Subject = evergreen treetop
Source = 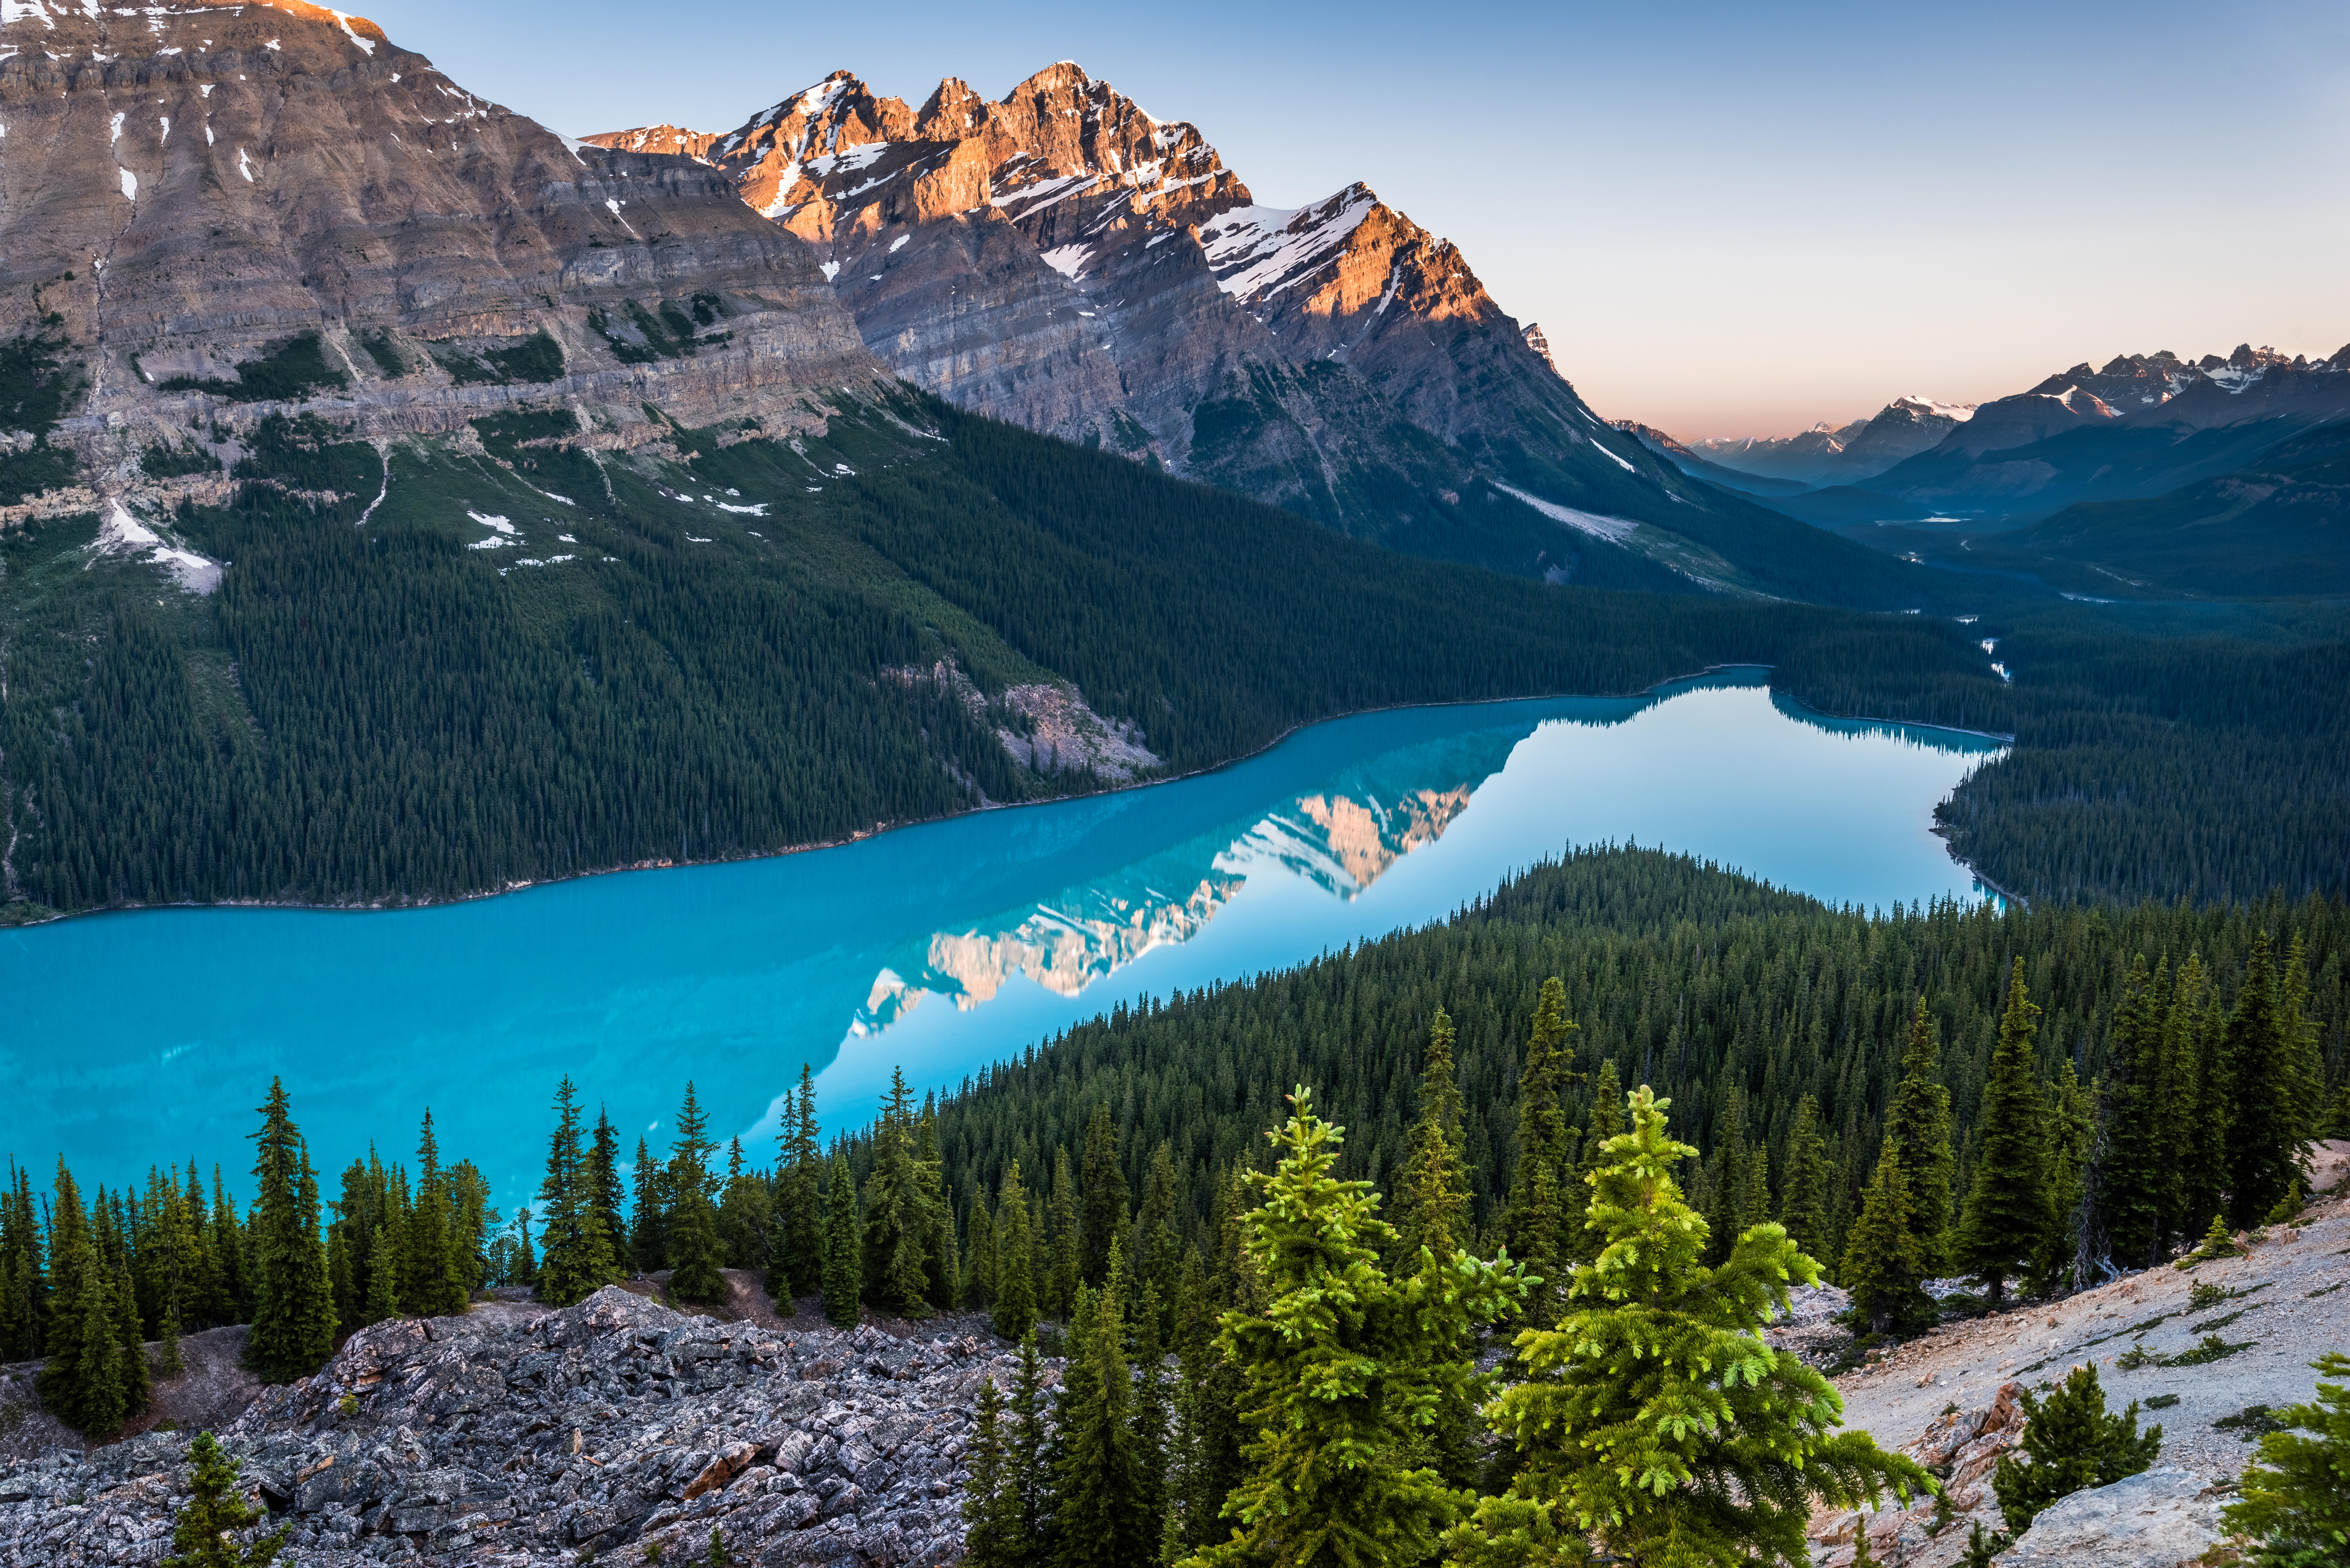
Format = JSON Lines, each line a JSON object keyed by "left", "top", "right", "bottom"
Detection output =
{"left": 2221, "top": 1352, "right": 2350, "bottom": 1568}
{"left": 1884, "top": 997, "right": 1957, "bottom": 1271}
{"left": 1450, "top": 1085, "right": 1931, "bottom": 1568}
{"left": 161, "top": 1431, "right": 288, "bottom": 1568}
{"left": 1953, "top": 962, "right": 2049, "bottom": 1305}
{"left": 1990, "top": 1362, "right": 2161, "bottom": 1535}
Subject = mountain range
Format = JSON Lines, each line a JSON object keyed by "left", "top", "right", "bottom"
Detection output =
{"left": 0, "top": 0, "right": 2018, "bottom": 921}
{"left": 1637, "top": 345, "right": 2350, "bottom": 596}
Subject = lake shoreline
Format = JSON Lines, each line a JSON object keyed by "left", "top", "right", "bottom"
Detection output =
{"left": 1, "top": 662, "right": 2013, "bottom": 931}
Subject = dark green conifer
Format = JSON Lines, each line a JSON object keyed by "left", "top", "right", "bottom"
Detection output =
{"left": 1506, "top": 977, "right": 1578, "bottom": 1319}
{"left": 991, "top": 1162, "right": 1037, "bottom": 1341}
{"left": 2172, "top": 955, "right": 2231, "bottom": 1241}
{"left": 771, "top": 1067, "right": 824, "bottom": 1304}
{"left": 161, "top": 1430, "right": 290, "bottom": 1568}
{"left": 1077, "top": 1103, "right": 1129, "bottom": 1286}
{"left": 961, "top": 1377, "right": 1026, "bottom": 1568}
{"left": 665, "top": 1082, "right": 727, "bottom": 1305}
{"left": 404, "top": 1113, "right": 470, "bottom": 1318}
{"left": 39, "top": 1165, "right": 129, "bottom": 1437}
{"left": 861, "top": 1068, "right": 939, "bottom": 1315}
{"left": 536, "top": 1077, "right": 617, "bottom": 1306}
{"left": 1841, "top": 1146, "right": 1932, "bottom": 1335}
{"left": 2222, "top": 933, "right": 2305, "bottom": 1229}
{"left": 1885, "top": 998, "right": 1957, "bottom": 1271}
{"left": 1991, "top": 1363, "right": 2161, "bottom": 1534}
{"left": 1048, "top": 1146, "right": 1081, "bottom": 1320}
{"left": 243, "top": 1082, "right": 336, "bottom": 1383}
{"left": 1391, "top": 1007, "right": 1474, "bottom": 1268}
{"left": 1703, "top": 1087, "right": 1752, "bottom": 1267}
{"left": 630, "top": 1136, "right": 669, "bottom": 1274}
{"left": 2220, "top": 1351, "right": 2350, "bottom": 1566}
{"left": 1052, "top": 1275, "right": 1148, "bottom": 1568}
{"left": 2032, "top": 1059, "right": 2093, "bottom": 1295}
{"left": 822, "top": 1153, "right": 861, "bottom": 1327}
{"left": 2098, "top": 957, "right": 2168, "bottom": 1270}
{"left": 1006, "top": 1333, "right": 1054, "bottom": 1559}
{"left": 587, "top": 1106, "right": 628, "bottom": 1263}
{"left": 1567, "top": 1058, "right": 1626, "bottom": 1265}
{"left": 363, "top": 1225, "right": 400, "bottom": 1324}
{"left": 1953, "top": 962, "right": 2049, "bottom": 1305}
{"left": 207, "top": 1167, "right": 247, "bottom": 1325}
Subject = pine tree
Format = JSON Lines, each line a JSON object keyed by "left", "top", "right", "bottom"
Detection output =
{"left": 1842, "top": 1145, "right": 1932, "bottom": 1335}
{"left": 1391, "top": 1007, "right": 1474, "bottom": 1267}
{"left": 161, "top": 1430, "right": 289, "bottom": 1568}
{"left": 0, "top": 1162, "right": 45, "bottom": 1363}
{"left": 1703, "top": 1087, "right": 1752, "bottom": 1268}
{"left": 770, "top": 1067, "right": 823, "bottom": 1305}
{"left": 822, "top": 1153, "right": 861, "bottom": 1328}
{"left": 2098, "top": 956, "right": 2169, "bottom": 1270}
{"left": 1132, "top": 1276, "right": 1174, "bottom": 1552}
{"left": 404, "top": 1113, "right": 469, "bottom": 1318}
{"left": 537, "top": 1077, "right": 617, "bottom": 1306}
{"left": 991, "top": 1163, "right": 1038, "bottom": 1341}
{"left": 207, "top": 1167, "right": 247, "bottom": 1326}
{"left": 2032, "top": 1059, "right": 2093, "bottom": 1295}
{"left": 665, "top": 1082, "right": 727, "bottom": 1305}
{"left": 1048, "top": 1146, "right": 1081, "bottom": 1321}
{"left": 630, "top": 1136, "right": 669, "bottom": 1274}
{"left": 2168, "top": 954, "right": 2230, "bottom": 1243}
{"left": 2280, "top": 933, "right": 2329, "bottom": 1150}
{"left": 587, "top": 1106, "right": 628, "bottom": 1265}
{"left": 1052, "top": 1278, "right": 1148, "bottom": 1568}
{"left": 39, "top": 1165, "right": 130, "bottom": 1438}
{"left": 1506, "top": 977, "right": 1578, "bottom": 1320}
{"left": 1780, "top": 1091, "right": 1832, "bottom": 1261}
{"left": 243, "top": 1082, "right": 335, "bottom": 1383}
{"left": 1078, "top": 1103, "right": 1129, "bottom": 1286}
{"left": 2223, "top": 934, "right": 2306, "bottom": 1229}
{"left": 1567, "top": 1058, "right": 1626, "bottom": 1265}
{"left": 364, "top": 1225, "right": 400, "bottom": 1324}
{"left": 861, "top": 1067, "right": 939, "bottom": 1315}
{"left": 1953, "top": 962, "right": 2049, "bottom": 1305}
{"left": 2221, "top": 1351, "right": 2350, "bottom": 1567}
{"left": 1181, "top": 1088, "right": 1532, "bottom": 1568}
{"left": 1991, "top": 1362, "right": 2161, "bottom": 1534}
{"left": 1006, "top": 1333, "right": 1055, "bottom": 1560}
{"left": 1447, "top": 1086, "right": 1929, "bottom": 1568}
{"left": 963, "top": 1187, "right": 998, "bottom": 1308}
{"left": 961, "top": 1377, "right": 1028, "bottom": 1568}
{"left": 1885, "top": 997, "right": 1957, "bottom": 1271}
{"left": 1136, "top": 1140, "right": 1183, "bottom": 1333}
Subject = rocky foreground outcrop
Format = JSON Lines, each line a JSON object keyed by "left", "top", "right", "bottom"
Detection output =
{"left": 0, "top": 1287, "right": 1011, "bottom": 1566}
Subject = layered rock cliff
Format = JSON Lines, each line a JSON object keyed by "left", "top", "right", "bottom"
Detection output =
{"left": 0, "top": 0, "right": 890, "bottom": 501}
{"left": 590, "top": 64, "right": 1705, "bottom": 571}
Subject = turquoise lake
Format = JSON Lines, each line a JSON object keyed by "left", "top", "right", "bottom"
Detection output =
{"left": 0, "top": 671, "right": 2005, "bottom": 1208}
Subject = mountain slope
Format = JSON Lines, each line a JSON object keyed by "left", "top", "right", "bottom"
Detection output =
{"left": 588, "top": 67, "right": 1981, "bottom": 605}
{"left": 1686, "top": 396, "right": 1976, "bottom": 488}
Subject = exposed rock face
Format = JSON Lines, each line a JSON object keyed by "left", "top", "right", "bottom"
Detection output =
{"left": 588, "top": 64, "right": 1689, "bottom": 559}
{"left": 0, "top": 1287, "right": 1008, "bottom": 1566}
{"left": 1993, "top": 1466, "right": 2228, "bottom": 1568}
{"left": 0, "top": 0, "right": 890, "bottom": 501}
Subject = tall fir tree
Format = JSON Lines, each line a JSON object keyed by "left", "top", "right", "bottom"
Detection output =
{"left": 1077, "top": 1103, "right": 1129, "bottom": 1287}
{"left": 771, "top": 1067, "right": 825, "bottom": 1304}
{"left": 1052, "top": 1278, "right": 1149, "bottom": 1568}
{"left": 1182, "top": 1089, "right": 1531, "bottom": 1568}
{"left": 39, "top": 1165, "right": 132, "bottom": 1438}
{"left": 861, "top": 1068, "right": 940, "bottom": 1315}
{"left": 1953, "top": 962, "right": 2049, "bottom": 1305}
{"left": 991, "top": 1163, "right": 1038, "bottom": 1341}
{"left": 1448, "top": 1087, "right": 1929, "bottom": 1568}
{"left": 2097, "top": 957, "right": 2169, "bottom": 1270}
{"left": 962, "top": 1191, "right": 998, "bottom": 1308}
{"left": 586, "top": 1106, "right": 628, "bottom": 1265}
{"left": 630, "top": 1137, "right": 669, "bottom": 1275}
{"left": 243, "top": 1082, "right": 336, "bottom": 1383}
{"left": 1390, "top": 1007, "right": 1474, "bottom": 1268}
{"left": 537, "top": 1078, "right": 617, "bottom": 1307}
{"left": 2222, "top": 933, "right": 2306, "bottom": 1229}
{"left": 666, "top": 1082, "right": 727, "bottom": 1305}
{"left": 1047, "top": 1147, "right": 1081, "bottom": 1321}
{"left": 2032, "top": 1060, "right": 2094, "bottom": 1295}
{"left": 1884, "top": 998, "right": 1957, "bottom": 1272}
{"left": 1567, "top": 1058, "right": 1627, "bottom": 1265}
{"left": 404, "top": 1113, "right": 470, "bottom": 1318}
{"left": 1006, "top": 1334, "right": 1055, "bottom": 1563}
{"left": 1841, "top": 1145, "right": 1932, "bottom": 1335}
{"left": 207, "top": 1167, "right": 247, "bottom": 1327}
{"left": 2177, "top": 955, "right": 2231, "bottom": 1239}
{"left": 1506, "top": 977, "right": 1578, "bottom": 1320}
{"left": 961, "top": 1377, "right": 1027, "bottom": 1568}
{"left": 1703, "top": 1087, "right": 1753, "bottom": 1268}
{"left": 822, "top": 1152, "right": 862, "bottom": 1328}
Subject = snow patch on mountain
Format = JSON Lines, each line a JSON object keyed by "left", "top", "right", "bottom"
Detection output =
{"left": 1199, "top": 188, "right": 1375, "bottom": 302}
{"left": 1494, "top": 482, "right": 1639, "bottom": 541}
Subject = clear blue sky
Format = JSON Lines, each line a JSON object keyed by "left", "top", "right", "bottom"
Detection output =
{"left": 357, "top": 0, "right": 2350, "bottom": 438}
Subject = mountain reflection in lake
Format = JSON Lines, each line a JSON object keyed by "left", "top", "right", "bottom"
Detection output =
{"left": 0, "top": 671, "right": 2004, "bottom": 1205}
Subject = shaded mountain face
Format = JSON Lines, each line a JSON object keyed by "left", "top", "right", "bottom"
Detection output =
{"left": 587, "top": 65, "right": 1721, "bottom": 577}
{"left": 0, "top": 0, "right": 886, "bottom": 489}
{"left": 1686, "top": 396, "right": 1977, "bottom": 488}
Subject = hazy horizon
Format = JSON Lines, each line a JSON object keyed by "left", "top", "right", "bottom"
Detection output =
{"left": 354, "top": 0, "right": 2350, "bottom": 441}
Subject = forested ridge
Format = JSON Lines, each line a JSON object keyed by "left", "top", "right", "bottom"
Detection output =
{"left": 3, "top": 386, "right": 2345, "bottom": 921}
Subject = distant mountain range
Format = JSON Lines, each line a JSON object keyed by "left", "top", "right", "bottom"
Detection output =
{"left": 1634, "top": 345, "right": 2350, "bottom": 597}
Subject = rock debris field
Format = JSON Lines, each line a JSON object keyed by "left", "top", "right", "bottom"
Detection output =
{"left": 0, "top": 1282, "right": 1017, "bottom": 1566}
{"left": 1798, "top": 1140, "right": 2350, "bottom": 1567}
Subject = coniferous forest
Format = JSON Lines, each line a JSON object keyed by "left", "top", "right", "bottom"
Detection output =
{"left": 3, "top": 391, "right": 2345, "bottom": 924}
{"left": 8, "top": 848, "right": 2344, "bottom": 1564}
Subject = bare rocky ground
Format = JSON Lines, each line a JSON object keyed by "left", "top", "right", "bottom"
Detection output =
{"left": 0, "top": 1272, "right": 1020, "bottom": 1566}
{"left": 1795, "top": 1139, "right": 2350, "bottom": 1566}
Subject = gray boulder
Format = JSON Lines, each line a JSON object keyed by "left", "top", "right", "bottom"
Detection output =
{"left": 1996, "top": 1465, "right": 2228, "bottom": 1568}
